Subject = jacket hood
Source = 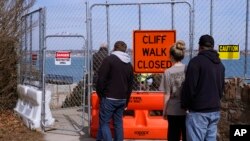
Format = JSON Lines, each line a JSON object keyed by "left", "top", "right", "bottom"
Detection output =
{"left": 111, "top": 51, "right": 131, "bottom": 63}
{"left": 199, "top": 49, "right": 221, "bottom": 64}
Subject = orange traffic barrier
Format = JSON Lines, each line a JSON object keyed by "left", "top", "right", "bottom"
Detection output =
{"left": 90, "top": 91, "right": 168, "bottom": 140}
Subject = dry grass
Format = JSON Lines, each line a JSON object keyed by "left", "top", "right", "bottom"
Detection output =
{"left": 0, "top": 110, "right": 45, "bottom": 141}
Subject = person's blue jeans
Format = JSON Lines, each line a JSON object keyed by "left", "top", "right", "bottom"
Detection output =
{"left": 96, "top": 97, "right": 126, "bottom": 141}
{"left": 186, "top": 111, "right": 220, "bottom": 141}
{"left": 96, "top": 125, "right": 103, "bottom": 141}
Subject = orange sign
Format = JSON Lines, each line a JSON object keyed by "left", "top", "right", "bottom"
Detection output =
{"left": 133, "top": 30, "right": 176, "bottom": 73}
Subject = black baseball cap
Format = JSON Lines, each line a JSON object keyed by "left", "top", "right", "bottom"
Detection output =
{"left": 199, "top": 34, "right": 214, "bottom": 48}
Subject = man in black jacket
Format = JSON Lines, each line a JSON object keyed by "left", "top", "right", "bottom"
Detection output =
{"left": 181, "top": 35, "right": 225, "bottom": 141}
{"left": 96, "top": 41, "right": 134, "bottom": 141}
{"left": 92, "top": 43, "right": 108, "bottom": 89}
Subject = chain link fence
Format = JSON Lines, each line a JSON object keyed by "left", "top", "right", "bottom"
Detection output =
{"left": 88, "top": 0, "right": 250, "bottom": 93}
{"left": 16, "top": 0, "right": 250, "bottom": 132}
{"left": 19, "top": 8, "right": 45, "bottom": 88}
{"left": 19, "top": 3, "right": 87, "bottom": 132}
{"left": 44, "top": 35, "right": 86, "bottom": 132}
{"left": 41, "top": 2, "right": 87, "bottom": 132}
{"left": 89, "top": 1, "right": 192, "bottom": 92}
{"left": 194, "top": 0, "right": 249, "bottom": 78}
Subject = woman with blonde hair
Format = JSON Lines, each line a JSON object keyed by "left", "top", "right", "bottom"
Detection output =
{"left": 160, "top": 40, "right": 187, "bottom": 141}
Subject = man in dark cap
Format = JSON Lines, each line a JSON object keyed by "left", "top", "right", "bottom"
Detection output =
{"left": 181, "top": 34, "right": 225, "bottom": 141}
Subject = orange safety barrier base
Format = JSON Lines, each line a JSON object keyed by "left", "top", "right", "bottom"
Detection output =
{"left": 90, "top": 91, "right": 168, "bottom": 140}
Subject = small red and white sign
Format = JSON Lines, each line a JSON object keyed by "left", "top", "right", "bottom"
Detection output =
{"left": 55, "top": 51, "right": 71, "bottom": 65}
{"left": 32, "top": 53, "right": 38, "bottom": 61}
{"left": 32, "top": 53, "right": 38, "bottom": 65}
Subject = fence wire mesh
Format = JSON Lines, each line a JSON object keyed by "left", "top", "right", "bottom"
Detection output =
{"left": 19, "top": 9, "right": 44, "bottom": 87}
{"left": 90, "top": 2, "right": 191, "bottom": 91}
{"left": 44, "top": 36, "right": 86, "bottom": 131}
{"left": 16, "top": 0, "right": 250, "bottom": 132}
{"left": 90, "top": 0, "right": 250, "bottom": 84}
{"left": 189, "top": 0, "right": 249, "bottom": 78}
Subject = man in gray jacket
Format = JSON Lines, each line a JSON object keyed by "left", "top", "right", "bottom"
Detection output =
{"left": 96, "top": 41, "right": 134, "bottom": 141}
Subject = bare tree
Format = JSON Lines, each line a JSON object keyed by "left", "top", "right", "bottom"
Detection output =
{"left": 0, "top": 0, "right": 35, "bottom": 38}
{"left": 0, "top": 0, "right": 35, "bottom": 110}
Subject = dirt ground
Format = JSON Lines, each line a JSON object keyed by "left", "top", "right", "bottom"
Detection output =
{"left": 0, "top": 110, "right": 45, "bottom": 141}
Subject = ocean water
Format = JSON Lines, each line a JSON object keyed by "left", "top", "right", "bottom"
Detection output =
{"left": 182, "top": 54, "right": 250, "bottom": 78}
{"left": 45, "top": 57, "right": 86, "bottom": 83}
{"left": 45, "top": 55, "right": 250, "bottom": 83}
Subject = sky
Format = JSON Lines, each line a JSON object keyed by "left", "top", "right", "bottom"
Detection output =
{"left": 30, "top": 0, "right": 249, "bottom": 51}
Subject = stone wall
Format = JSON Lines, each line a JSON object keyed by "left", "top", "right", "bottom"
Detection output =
{"left": 218, "top": 78, "right": 250, "bottom": 141}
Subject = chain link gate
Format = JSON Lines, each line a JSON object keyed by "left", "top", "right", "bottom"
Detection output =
{"left": 19, "top": 8, "right": 45, "bottom": 88}
{"left": 42, "top": 35, "right": 87, "bottom": 132}
{"left": 87, "top": 1, "right": 193, "bottom": 92}
{"left": 19, "top": 8, "right": 46, "bottom": 128}
{"left": 86, "top": 1, "right": 193, "bottom": 135}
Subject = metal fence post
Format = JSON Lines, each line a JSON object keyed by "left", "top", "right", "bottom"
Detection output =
{"left": 245, "top": 0, "right": 249, "bottom": 78}
{"left": 210, "top": 0, "right": 214, "bottom": 36}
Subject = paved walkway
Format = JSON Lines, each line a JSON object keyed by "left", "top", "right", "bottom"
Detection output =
{"left": 44, "top": 132, "right": 95, "bottom": 141}
{"left": 44, "top": 132, "right": 159, "bottom": 141}
{"left": 43, "top": 128, "right": 160, "bottom": 141}
{"left": 43, "top": 108, "right": 163, "bottom": 141}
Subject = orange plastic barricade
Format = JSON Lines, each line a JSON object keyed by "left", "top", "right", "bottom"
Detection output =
{"left": 90, "top": 91, "right": 168, "bottom": 140}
